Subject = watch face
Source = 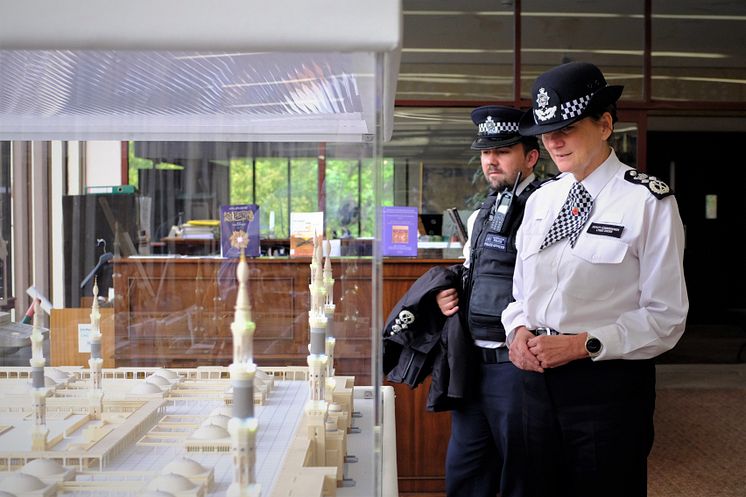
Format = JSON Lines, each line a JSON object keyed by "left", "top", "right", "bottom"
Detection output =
{"left": 586, "top": 337, "right": 602, "bottom": 354}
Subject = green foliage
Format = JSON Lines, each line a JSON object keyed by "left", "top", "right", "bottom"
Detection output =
{"left": 127, "top": 142, "right": 153, "bottom": 188}
{"left": 130, "top": 141, "right": 394, "bottom": 241}
{"left": 326, "top": 159, "right": 359, "bottom": 237}
{"left": 127, "top": 141, "right": 182, "bottom": 189}
{"left": 230, "top": 158, "right": 253, "bottom": 204}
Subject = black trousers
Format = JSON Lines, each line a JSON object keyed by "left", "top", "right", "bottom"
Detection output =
{"left": 446, "top": 359, "right": 531, "bottom": 497}
{"left": 522, "top": 359, "right": 656, "bottom": 497}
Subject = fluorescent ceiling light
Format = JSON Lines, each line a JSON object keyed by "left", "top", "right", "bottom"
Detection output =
{"left": 651, "top": 14, "right": 746, "bottom": 21}
{"left": 652, "top": 75, "right": 746, "bottom": 85}
{"left": 404, "top": 48, "right": 730, "bottom": 60}
{"left": 403, "top": 48, "right": 513, "bottom": 54}
{"left": 651, "top": 51, "right": 729, "bottom": 59}
{"left": 404, "top": 11, "right": 512, "bottom": 16}
{"left": 404, "top": 11, "right": 746, "bottom": 22}
{"left": 522, "top": 12, "right": 637, "bottom": 18}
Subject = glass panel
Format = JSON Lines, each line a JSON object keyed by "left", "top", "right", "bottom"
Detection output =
{"left": 652, "top": 1, "right": 746, "bottom": 101}
{"left": 400, "top": 1, "right": 514, "bottom": 100}
{"left": 521, "top": 0, "right": 645, "bottom": 100}
{"left": 363, "top": 158, "right": 395, "bottom": 237}
{"left": 259, "top": 157, "right": 292, "bottom": 240}
{"left": 288, "top": 157, "right": 319, "bottom": 233}
{"left": 2, "top": 51, "right": 387, "bottom": 496}
{"left": 609, "top": 122, "right": 638, "bottom": 167}
{"left": 326, "top": 159, "right": 361, "bottom": 238}
{"left": 228, "top": 157, "right": 253, "bottom": 205}
{"left": 0, "top": 142, "right": 10, "bottom": 311}
{"left": 386, "top": 107, "right": 493, "bottom": 215}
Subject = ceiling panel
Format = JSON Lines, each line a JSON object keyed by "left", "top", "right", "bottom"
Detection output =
{"left": 0, "top": 0, "right": 401, "bottom": 142}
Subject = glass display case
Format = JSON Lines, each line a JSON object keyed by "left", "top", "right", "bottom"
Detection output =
{"left": 0, "top": 2, "right": 401, "bottom": 496}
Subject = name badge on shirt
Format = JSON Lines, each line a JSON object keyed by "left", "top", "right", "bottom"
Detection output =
{"left": 587, "top": 222, "right": 624, "bottom": 238}
{"left": 484, "top": 233, "right": 508, "bottom": 251}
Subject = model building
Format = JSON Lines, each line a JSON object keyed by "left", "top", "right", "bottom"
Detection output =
{"left": 0, "top": 238, "right": 361, "bottom": 497}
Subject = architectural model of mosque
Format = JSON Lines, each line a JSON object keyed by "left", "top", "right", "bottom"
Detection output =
{"left": 0, "top": 236, "right": 361, "bottom": 497}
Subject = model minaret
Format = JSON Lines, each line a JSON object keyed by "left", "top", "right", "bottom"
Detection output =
{"left": 323, "top": 239, "right": 336, "bottom": 379}
{"left": 227, "top": 249, "right": 261, "bottom": 497}
{"left": 29, "top": 299, "right": 48, "bottom": 450}
{"left": 88, "top": 279, "right": 104, "bottom": 419}
{"left": 307, "top": 235, "right": 328, "bottom": 407}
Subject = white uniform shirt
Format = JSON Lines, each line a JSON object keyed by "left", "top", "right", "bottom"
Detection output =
{"left": 501, "top": 150, "right": 688, "bottom": 360}
{"left": 462, "top": 173, "right": 536, "bottom": 348}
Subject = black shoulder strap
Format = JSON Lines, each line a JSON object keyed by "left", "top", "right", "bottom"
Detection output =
{"left": 624, "top": 170, "right": 674, "bottom": 199}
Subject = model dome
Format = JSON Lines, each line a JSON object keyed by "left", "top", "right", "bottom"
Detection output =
{"left": 201, "top": 414, "right": 230, "bottom": 429}
{"left": 191, "top": 423, "right": 229, "bottom": 440}
{"left": 146, "top": 473, "right": 197, "bottom": 492}
{"left": 130, "top": 382, "right": 162, "bottom": 394}
{"left": 0, "top": 473, "right": 47, "bottom": 492}
{"left": 153, "top": 368, "right": 179, "bottom": 380}
{"left": 209, "top": 406, "right": 232, "bottom": 417}
{"left": 146, "top": 375, "right": 170, "bottom": 387}
{"left": 21, "top": 458, "right": 67, "bottom": 476}
{"left": 162, "top": 457, "right": 208, "bottom": 477}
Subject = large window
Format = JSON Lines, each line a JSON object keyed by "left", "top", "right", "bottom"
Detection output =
{"left": 131, "top": 143, "right": 394, "bottom": 242}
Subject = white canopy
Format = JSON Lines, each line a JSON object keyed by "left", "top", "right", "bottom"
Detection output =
{"left": 0, "top": 0, "right": 401, "bottom": 142}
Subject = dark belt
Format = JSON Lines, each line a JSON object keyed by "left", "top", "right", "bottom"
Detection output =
{"left": 478, "top": 347, "right": 510, "bottom": 364}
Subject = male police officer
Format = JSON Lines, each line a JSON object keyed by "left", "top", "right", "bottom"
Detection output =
{"left": 435, "top": 106, "right": 542, "bottom": 497}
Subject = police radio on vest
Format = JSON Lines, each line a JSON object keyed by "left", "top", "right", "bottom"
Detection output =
{"left": 490, "top": 172, "right": 522, "bottom": 234}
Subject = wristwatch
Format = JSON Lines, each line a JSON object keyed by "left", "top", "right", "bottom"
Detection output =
{"left": 585, "top": 334, "right": 602, "bottom": 358}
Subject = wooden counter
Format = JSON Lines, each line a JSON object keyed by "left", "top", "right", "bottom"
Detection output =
{"left": 112, "top": 257, "right": 458, "bottom": 382}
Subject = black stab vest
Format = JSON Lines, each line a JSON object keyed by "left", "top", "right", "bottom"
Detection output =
{"left": 465, "top": 180, "right": 540, "bottom": 342}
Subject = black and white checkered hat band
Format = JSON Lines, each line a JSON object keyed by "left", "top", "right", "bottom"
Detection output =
{"left": 479, "top": 121, "right": 519, "bottom": 136}
{"left": 560, "top": 93, "right": 593, "bottom": 120}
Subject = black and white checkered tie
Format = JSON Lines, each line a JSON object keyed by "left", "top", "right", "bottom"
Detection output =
{"left": 540, "top": 182, "right": 593, "bottom": 250}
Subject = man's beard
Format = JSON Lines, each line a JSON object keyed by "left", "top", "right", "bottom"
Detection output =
{"left": 489, "top": 174, "right": 512, "bottom": 192}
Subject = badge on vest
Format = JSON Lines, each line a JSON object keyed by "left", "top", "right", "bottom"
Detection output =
{"left": 484, "top": 233, "right": 508, "bottom": 251}
{"left": 587, "top": 222, "right": 624, "bottom": 238}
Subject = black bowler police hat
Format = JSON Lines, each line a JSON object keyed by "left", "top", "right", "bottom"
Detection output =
{"left": 519, "top": 61, "right": 624, "bottom": 136}
{"left": 470, "top": 105, "right": 524, "bottom": 150}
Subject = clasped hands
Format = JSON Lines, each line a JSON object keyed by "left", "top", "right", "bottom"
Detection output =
{"left": 435, "top": 291, "right": 590, "bottom": 373}
{"left": 508, "top": 326, "right": 589, "bottom": 373}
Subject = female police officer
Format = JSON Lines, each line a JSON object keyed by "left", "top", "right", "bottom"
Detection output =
{"left": 502, "top": 62, "right": 688, "bottom": 497}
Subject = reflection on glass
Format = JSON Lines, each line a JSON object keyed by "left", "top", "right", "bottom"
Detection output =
{"left": 520, "top": 0, "right": 644, "bottom": 100}
{"left": 652, "top": 2, "right": 746, "bottom": 101}
{"left": 400, "top": 5, "right": 514, "bottom": 100}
